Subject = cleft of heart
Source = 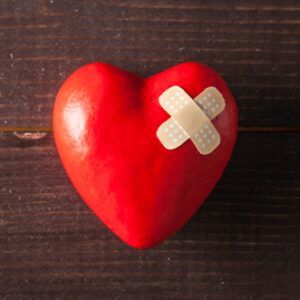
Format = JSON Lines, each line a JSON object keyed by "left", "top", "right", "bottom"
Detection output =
{"left": 53, "top": 61, "right": 238, "bottom": 249}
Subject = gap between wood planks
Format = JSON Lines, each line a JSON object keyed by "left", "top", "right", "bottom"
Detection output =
{"left": 0, "top": 126, "right": 300, "bottom": 133}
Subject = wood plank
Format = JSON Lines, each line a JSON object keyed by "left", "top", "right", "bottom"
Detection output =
{"left": 0, "top": 0, "right": 299, "bottom": 127}
{"left": 0, "top": 131, "right": 299, "bottom": 298}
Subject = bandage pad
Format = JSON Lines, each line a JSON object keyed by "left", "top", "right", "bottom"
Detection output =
{"left": 156, "top": 86, "right": 225, "bottom": 154}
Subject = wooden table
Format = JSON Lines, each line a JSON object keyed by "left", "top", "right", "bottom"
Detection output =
{"left": 1, "top": 1, "right": 299, "bottom": 299}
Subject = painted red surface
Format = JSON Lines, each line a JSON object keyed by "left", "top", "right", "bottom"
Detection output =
{"left": 53, "top": 62, "right": 238, "bottom": 249}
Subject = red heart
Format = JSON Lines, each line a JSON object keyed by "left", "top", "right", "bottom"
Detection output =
{"left": 53, "top": 62, "right": 238, "bottom": 249}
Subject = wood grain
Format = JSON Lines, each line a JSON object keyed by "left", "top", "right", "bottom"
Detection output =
{"left": 0, "top": 0, "right": 299, "bottom": 128}
{"left": 0, "top": 0, "right": 300, "bottom": 299}
{"left": 0, "top": 132, "right": 299, "bottom": 299}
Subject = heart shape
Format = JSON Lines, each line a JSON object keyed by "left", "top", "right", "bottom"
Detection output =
{"left": 53, "top": 62, "right": 238, "bottom": 249}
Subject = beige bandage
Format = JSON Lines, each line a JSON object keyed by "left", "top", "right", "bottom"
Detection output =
{"left": 156, "top": 86, "right": 225, "bottom": 154}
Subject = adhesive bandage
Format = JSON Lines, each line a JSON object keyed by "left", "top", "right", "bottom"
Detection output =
{"left": 156, "top": 86, "right": 225, "bottom": 155}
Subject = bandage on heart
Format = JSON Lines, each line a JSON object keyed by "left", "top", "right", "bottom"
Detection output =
{"left": 156, "top": 86, "right": 225, "bottom": 155}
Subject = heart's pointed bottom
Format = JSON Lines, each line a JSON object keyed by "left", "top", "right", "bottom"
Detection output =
{"left": 53, "top": 61, "right": 238, "bottom": 249}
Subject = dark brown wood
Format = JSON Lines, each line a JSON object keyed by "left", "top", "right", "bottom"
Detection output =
{"left": 0, "top": 0, "right": 300, "bottom": 299}
{"left": 0, "top": 132, "right": 300, "bottom": 299}
{"left": 0, "top": 0, "right": 299, "bottom": 128}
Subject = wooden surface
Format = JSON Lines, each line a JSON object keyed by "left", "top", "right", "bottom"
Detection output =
{"left": 0, "top": 0, "right": 299, "bottom": 299}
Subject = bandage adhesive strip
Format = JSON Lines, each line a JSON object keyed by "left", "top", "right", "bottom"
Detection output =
{"left": 156, "top": 86, "right": 225, "bottom": 155}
